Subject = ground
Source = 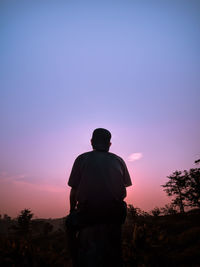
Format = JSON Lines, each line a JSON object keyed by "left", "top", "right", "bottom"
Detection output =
{"left": 0, "top": 209, "right": 200, "bottom": 266}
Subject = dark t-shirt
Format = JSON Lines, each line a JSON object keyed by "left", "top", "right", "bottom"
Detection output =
{"left": 68, "top": 150, "right": 132, "bottom": 212}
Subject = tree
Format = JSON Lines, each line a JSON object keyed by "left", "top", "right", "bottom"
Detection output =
{"left": 17, "top": 209, "right": 33, "bottom": 235}
{"left": 127, "top": 204, "right": 150, "bottom": 217}
{"left": 151, "top": 207, "right": 161, "bottom": 217}
{"left": 162, "top": 160, "right": 200, "bottom": 211}
{"left": 184, "top": 168, "right": 200, "bottom": 208}
{"left": 160, "top": 204, "right": 177, "bottom": 215}
{"left": 3, "top": 214, "right": 11, "bottom": 221}
{"left": 127, "top": 204, "right": 139, "bottom": 218}
{"left": 162, "top": 171, "right": 187, "bottom": 213}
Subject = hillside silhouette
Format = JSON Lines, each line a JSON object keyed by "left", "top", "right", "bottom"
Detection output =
{"left": 0, "top": 207, "right": 200, "bottom": 266}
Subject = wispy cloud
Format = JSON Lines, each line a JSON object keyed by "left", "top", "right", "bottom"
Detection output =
{"left": 13, "top": 180, "right": 65, "bottom": 193}
{"left": 128, "top": 152, "right": 143, "bottom": 162}
{"left": 0, "top": 171, "right": 27, "bottom": 182}
{"left": 0, "top": 171, "right": 65, "bottom": 193}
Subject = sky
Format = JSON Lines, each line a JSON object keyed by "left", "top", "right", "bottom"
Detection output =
{"left": 0, "top": 0, "right": 200, "bottom": 218}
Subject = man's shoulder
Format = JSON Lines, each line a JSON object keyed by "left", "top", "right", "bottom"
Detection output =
{"left": 75, "top": 151, "right": 93, "bottom": 161}
{"left": 75, "top": 151, "right": 126, "bottom": 165}
{"left": 107, "top": 152, "right": 126, "bottom": 164}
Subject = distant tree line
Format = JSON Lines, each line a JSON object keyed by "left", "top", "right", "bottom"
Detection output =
{"left": 162, "top": 160, "right": 200, "bottom": 213}
{"left": 0, "top": 209, "right": 54, "bottom": 237}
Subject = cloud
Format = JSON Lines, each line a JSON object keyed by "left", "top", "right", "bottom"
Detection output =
{"left": 13, "top": 180, "right": 65, "bottom": 193}
{"left": 0, "top": 171, "right": 65, "bottom": 193}
{"left": 0, "top": 171, "right": 27, "bottom": 182}
{"left": 128, "top": 152, "right": 143, "bottom": 162}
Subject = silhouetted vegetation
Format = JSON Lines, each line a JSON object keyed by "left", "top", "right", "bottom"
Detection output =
{"left": 184, "top": 167, "right": 200, "bottom": 208}
{"left": 162, "top": 170, "right": 187, "bottom": 213}
{"left": 17, "top": 209, "right": 33, "bottom": 236}
{"left": 1, "top": 207, "right": 200, "bottom": 266}
{"left": 162, "top": 160, "right": 200, "bottom": 212}
{"left": 124, "top": 207, "right": 200, "bottom": 267}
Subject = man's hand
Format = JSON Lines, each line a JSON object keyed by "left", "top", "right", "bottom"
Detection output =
{"left": 70, "top": 187, "right": 78, "bottom": 213}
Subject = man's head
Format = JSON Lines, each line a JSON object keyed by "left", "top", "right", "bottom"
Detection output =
{"left": 91, "top": 128, "right": 112, "bottom": 152}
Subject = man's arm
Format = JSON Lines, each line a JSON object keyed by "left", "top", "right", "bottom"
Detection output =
{"left": 123, "top": 160, "right": 132, "bottom": 187}
{"left": 68, "top": 156, "right": 82, "bottom": 213}
{"left": 69, "top": 187, "right": 78, "bottom": 213}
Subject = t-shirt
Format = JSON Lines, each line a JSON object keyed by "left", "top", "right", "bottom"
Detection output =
{"left": 68, "top": 150, "right": 132, "bottom": 212}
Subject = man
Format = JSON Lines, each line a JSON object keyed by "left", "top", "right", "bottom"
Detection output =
{"left": 67, "top": 128, "right": 132, "bottom": 266}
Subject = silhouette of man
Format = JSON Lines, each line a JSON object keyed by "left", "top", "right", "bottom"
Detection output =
{"left": 67, "top": 128, "right": 132, "bottom": 266}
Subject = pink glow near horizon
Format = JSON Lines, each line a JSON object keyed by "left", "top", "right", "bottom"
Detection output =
{"left": 0, "top": 126, "right": 196, "bottom": 218}
{"left": 0, "top": 167, "right": 169, "bottom": 219}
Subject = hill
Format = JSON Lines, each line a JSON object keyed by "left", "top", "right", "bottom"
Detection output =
{"left": 0, "top": 210, "right": 200, "bottom": 266}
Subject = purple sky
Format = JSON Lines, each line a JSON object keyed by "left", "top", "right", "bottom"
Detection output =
{"left": 0, "top": 0, "right": 200, "bottom": 218}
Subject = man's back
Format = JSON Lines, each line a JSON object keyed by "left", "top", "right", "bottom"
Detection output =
{"left": 68, "top": 150, "right": 131, "bottom": 213}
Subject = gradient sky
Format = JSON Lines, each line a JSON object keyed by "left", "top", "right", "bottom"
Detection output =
{"left": 1, "top": 0, "right": 200, "bottom": 218}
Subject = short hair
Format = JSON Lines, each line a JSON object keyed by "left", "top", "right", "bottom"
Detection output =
{"left": 91, "top": 128, "right": 111, "bottom": 151}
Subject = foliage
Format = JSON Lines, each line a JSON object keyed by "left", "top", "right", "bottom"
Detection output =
{"left": 151, "top": 207, "right": 161, "bottom": 217}
{"left": 184, "top": 168, "right": 200, "bottom": 208}
{"left": 162, "top": 160, "right": 200, "bottom": 213}
{"left": 162, "top": 171, "right": 187, "bottom": 213}
{"left": 195, "top": 159, "right": 200, "bottom": 164}
{"left": 127, "top": 204, "right": 150, "bottom": 218}
{"left": 127, "top": 204, "right": 139, "bottom": 217}
{"left": 1, "top": 211, "right": 200, "bottom": 267}
{"left": 17, "top": 209, "right": 33, "bottom": 235}
{"left": 160, "top": 204, "right": 177, "bottom": 215}
{"left": 3, "top": 214, "right": 11, "bottom": 221}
